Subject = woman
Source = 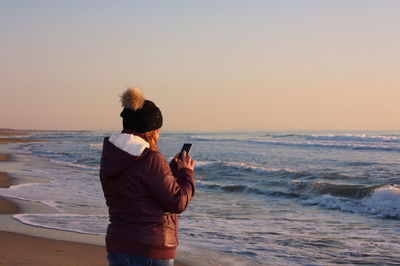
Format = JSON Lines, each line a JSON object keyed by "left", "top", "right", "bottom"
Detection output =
{"left": 100, "top": 88, "right": 195, "bottom": 266}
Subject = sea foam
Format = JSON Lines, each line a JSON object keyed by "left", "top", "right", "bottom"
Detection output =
{"left": 13, "top": 213, "right": 108, "bottom": 235}
{"left": 49, "top": 159, "right": 100, "bottom": 170}
{"left": 303, "top": 185, "right": 400, "bottom": 218}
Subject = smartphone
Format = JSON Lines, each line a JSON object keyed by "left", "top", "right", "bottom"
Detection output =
{"left": 179, "top": 143, "right": 192, "bottom": 159}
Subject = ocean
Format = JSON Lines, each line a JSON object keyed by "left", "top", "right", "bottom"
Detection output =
{"left": 1, "top": 130, "right": 399, "bottom": 265}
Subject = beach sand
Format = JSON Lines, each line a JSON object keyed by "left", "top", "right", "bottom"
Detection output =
{"left": 0, "top": 138, "right": 44, "bottom": 144}
{"left": 0, "top": 231, "right": 108, "bottom": 266}
{"left": 0, "top": 197, "right": 20, "bottom": 214}
{"left": 0, "top": 153, "right": 11, "bottom": 161}
{"left": 0, "top": 171, "right": 13, "bottom": 188}
{"left": 0, "top": 129, "right": 29, "bottom": 136}
{"left": 0, "top": 130, "right": 187, "bottom": 266}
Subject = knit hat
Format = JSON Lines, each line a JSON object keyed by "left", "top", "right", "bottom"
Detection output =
{"left": 120, "top": 88, "right": 163, "bottom": 133}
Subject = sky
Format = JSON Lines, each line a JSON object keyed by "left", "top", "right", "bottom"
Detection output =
{"left": 0, "top": 1, "right": 399, "bottom": 131}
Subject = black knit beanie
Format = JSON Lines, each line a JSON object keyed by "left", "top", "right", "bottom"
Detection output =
{"left": 119, "top": 88, "right": 163, "bottom": 133}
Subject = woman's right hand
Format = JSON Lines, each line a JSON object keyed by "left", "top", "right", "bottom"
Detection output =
{"left": 174, "top": 151, "right": 195, "bottom": 171}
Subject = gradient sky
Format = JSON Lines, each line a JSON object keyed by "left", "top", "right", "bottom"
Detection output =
{"left": 1, "top": 1, "right": 399, "bottom": 131}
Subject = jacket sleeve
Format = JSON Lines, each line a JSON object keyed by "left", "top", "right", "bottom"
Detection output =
{"left": 141, "top": 152, "right": 195, "bottom": 214}
{"left": 169, "top": 158, "right": 178, "bottom": 177}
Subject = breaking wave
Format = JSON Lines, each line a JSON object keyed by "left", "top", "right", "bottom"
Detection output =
{"left": 303, "top": 185, "right": 400, "bottom": 219}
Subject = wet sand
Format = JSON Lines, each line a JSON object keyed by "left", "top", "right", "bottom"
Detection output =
{"left": 0, "top": 231, "right": 108, "bottom": 266}
{"left": 0, "top": 153, "right": 11, "bottom": 161}
{"left": 0, "top": 197, "right": 20, "bottom": 214}
{"left": 0, "top": 138, "right": 43, "bottom": 144}
{"left": 0, "top": 171, "right": 13, "bottom": 188}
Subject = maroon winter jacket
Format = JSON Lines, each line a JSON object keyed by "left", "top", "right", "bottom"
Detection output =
{"left": 100, "top": 137, "right": 195, "bottom": 259}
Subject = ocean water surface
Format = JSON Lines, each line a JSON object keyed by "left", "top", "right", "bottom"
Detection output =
{"left": 1, "top": 130, "right": 400, "bottom": 265}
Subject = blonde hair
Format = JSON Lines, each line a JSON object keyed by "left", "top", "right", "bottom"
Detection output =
{"left": 139, "top": 129, "right": 159, "bottom": 151}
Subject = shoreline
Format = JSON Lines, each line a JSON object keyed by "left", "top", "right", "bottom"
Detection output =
{"left": 0, "top": 143, "right": 25, "bottom": 215}
{"left": 0, "top": 134, "right": 189, "bottom": 265}
{"left": 0, "top": 136, "right": 107, "bottom": 265}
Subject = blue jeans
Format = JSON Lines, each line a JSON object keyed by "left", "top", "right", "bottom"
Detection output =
{"left": 107, "top": 253, "right": 174, "bottom": 266}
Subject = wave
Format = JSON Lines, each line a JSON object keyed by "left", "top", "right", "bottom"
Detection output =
{"left": 13, "top": 213, "right": 107, "bottom": 235}
{"left": 200, "top": 178, "right": 400, "bottom": 219}
{"left": 196, "top": 180, "right": 299, "bottom": 198}
{"left": 255, "top": 139, "right": 400, "bottom": 151}
{"left": 191, "top": 136, "right": 400, "bottom": 152}
{"left": 264, "top": 133, "right": 302, "bottom": 138}
{"left": 0, "top": 184, "right": 47, "bottom": 202}
{"left": 290, "top": 181, "right": 379, "bottom": 198}
{"left": 196, "top": 160, "right": 295, "bottom": 175}
{"left": 189, "top": 136, "right": 236, "bottom": 142}
{"left": 263, "top": 133, "right": 400, "bottom": 143}
{"left": 343, "top": 161, "right": 378, "bottom": 167}
{"left": 49, "top": 159, "right": 100, "bottom": 170}
{"left": 197, "top": 181, "right": 259, "bottom": 193}
{"left": 303, "top": 185, "right": 400, "bottom": 219}
{"left": 306, "top": 134, "right": 400, "bottom": 143}
{"left": 196, "top": 162, "right": 362, "bottom": 183}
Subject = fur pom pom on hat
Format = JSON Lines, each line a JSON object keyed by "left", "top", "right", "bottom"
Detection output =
{"left": 120, "top": 88, "right": 145, "bottom": 111}
{"left": 120, "top": 88, "right": 163, "bottom": 133}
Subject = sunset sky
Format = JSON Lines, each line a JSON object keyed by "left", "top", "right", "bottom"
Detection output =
{"left": 1, "top": 1, "right": 399, "bottom": 131}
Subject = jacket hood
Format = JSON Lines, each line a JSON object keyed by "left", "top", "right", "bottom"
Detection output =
{"left": 100, "top": 134, "right": 150, "bottom": 186}
{"left": 109, "top": 133, "right": 149, "bottom": 156}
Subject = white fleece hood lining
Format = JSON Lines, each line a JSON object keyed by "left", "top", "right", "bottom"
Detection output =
{"left": 109, "top": 133, "right": 150, "bottom": 156}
